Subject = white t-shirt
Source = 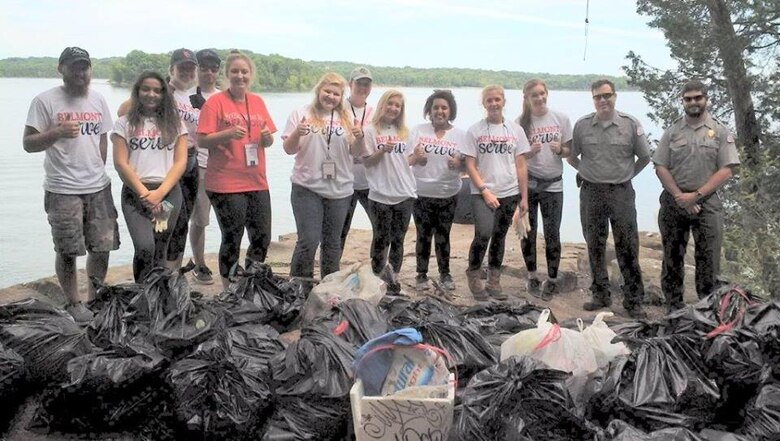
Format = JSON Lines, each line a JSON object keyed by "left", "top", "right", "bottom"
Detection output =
{"left": 364, "top": 124, "right": 417, "bottom": 205}
{"left": 408, "top": 123, "right": 467, "bottom": 199}
{"left": 112, "top": 116, "right": 187, "bottom": 184}
{"left": 282, "top": 105, "right": 356, "bottom": 199}
{"left": 172, "top": 88, "right": 199, "bottom": 151}
{"left": 515, "top": 109, "right": 572, "bottom": 193}
{"left": 464, "top": 119, "right": 531, "bottom": 198}
{"left": 347, "top": 102, "right": 374, "bottom": 191}
{"left": 192, "top": 88, "right": 219, "bottom": 168}
{"left": 25, "top": 86, "right": 113, "bottom": 194}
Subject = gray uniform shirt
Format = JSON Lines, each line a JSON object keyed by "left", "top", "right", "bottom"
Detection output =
{"left": 652, "top": 113, "right": 740, "bottom": 191}
{"left": 571, "top": 111, "right": 651, "bottom": 184}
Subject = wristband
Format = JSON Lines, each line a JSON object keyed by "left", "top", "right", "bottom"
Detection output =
{"left": 479, "top": 185, "right": 488, "bottom": 193}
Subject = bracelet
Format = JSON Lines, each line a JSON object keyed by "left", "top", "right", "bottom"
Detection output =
{"left": 696, "top": 190, "right": 704, "bottom": 201}
{"left": 479, "top": 184, "right": 488, "bottom": 193}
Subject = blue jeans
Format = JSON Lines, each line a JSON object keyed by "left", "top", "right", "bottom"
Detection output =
{"left": 290, "top": 184, "right": 352, "bottom": 278}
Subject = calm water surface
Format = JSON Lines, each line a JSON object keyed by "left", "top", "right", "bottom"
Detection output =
{"left": 0, "top": 78, "right": 663, "bottom": 288}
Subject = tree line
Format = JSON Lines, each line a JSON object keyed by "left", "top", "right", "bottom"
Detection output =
{"left": 0, "top": 49, "right": 629, "bottom": 92}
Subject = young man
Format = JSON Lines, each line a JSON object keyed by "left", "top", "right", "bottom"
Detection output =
{"left": 568, "top": 79, "right": 651, "bottom": 319}
{"left": 187, "top": 49, "right": 222, "bottom": 284}
{"left": 23, "top": 47, "right": 119, "bottom": 323}
{"left": 339, "top": 66, "right": 375, "bottom": 258}
{"left": 653, "top": 80, "right": 740, "bottom": 312}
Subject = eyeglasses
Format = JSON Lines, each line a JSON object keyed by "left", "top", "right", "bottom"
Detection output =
{"left": 683, "top": 94, "right": 706, "bottom": 103}
{"left": 592, "top": 93, "right": 615, "bottom": 101}
{"left": 199, "top": 66, "right": 220, "bottom": 73}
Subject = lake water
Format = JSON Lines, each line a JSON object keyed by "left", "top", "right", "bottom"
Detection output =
{"left": 0, "top": 78, "right": 663, "bottom": 288}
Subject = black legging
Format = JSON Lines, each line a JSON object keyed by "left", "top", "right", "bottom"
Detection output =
{"left": 413, "top": 196, "right": 457, "bottom": 276}
{"left": 468, "top": 194, "right": 520, "bottom": 271}
{"left": 369, "top": 198, "right": 414, "bottom": 274}
{"left": 208, "top": 190, "right": 271, "bottom": 278}
{"left": 166, "top": 149, "right": 198, "bottom": 261}
{"left": 521, "top": 190, "right": 563, "bottom": 278}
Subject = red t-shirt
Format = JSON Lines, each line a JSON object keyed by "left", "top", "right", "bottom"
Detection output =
{"left": 197, "top": 91, "right": 277, "bottom": 193}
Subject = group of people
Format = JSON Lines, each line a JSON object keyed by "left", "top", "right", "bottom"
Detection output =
{"left": 23, "top": 46, "right": 740, "bottom": 324}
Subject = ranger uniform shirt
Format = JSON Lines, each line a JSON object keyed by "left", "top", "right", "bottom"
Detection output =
{"left": 571, "top": 111, "right": 651, "bottom": 184}
{"left": 652, "top": 113, "right": 740, "bottom": 191}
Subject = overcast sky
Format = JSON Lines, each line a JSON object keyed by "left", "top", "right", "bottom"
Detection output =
{"left": 1, "top": 0, "right": 674, "bottom": 76}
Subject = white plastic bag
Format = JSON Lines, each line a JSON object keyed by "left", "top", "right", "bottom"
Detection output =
{"left": 500, "top": 309, "right": 554, "bottom": 361}
{"left": 577, "top": 312, "right": 631, "bottom": 368}
{"left": 301, "top": 262, "right": 384, "bottom": 323}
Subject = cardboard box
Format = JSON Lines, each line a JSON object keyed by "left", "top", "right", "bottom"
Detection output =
{"left": 350, "top": 373, "right": 455, "bottom": 441}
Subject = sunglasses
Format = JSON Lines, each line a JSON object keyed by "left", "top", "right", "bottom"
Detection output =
{"left": 199, "top": 65, "right": 220, "bottom": 73}
{"left": 683, "top": 94, "right": 706, "bottom": 103}
{"left": 592, "top": 93, "right": 615, "bottom": 101}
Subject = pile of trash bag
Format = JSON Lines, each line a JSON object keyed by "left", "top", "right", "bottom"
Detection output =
{"left": 0, "top": 343, "right": 26, "bottom": 433}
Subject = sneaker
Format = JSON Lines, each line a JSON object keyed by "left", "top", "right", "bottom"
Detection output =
{"left": 439, "top": 273, "right": 455, "bottom": 291}
{"left": 66, "top": 302, "right": 94, "bottom": 325}
{"left": 379, "top": 265, "right": 401, "bottom": 294}
{"left": 415, "top": 273, "right": 431, "bottom": 291}
{"left": 625, "top": 304, "right": 648, "bottom": 320}
{"left": 527, "top": 277, "right": 542, "bottom": 298}
{"left": 540, "top": 278, "right": 559, "bottom": 301}
{"left": 583, "top": 295, "right": 612, "bottom": 311}
{"left": 192, "top": 262, "right": 214, "bottom": 285}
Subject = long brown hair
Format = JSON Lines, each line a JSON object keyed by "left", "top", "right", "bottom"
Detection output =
{"left": 127, "top": 71, "right": 180, "bottom": 146}
{"left": 518, "top": 79, "right": 548, "bottom": 136}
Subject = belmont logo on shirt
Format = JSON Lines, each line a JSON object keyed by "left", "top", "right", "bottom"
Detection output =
{"left": 175, "top": 100, "right": 198, "bottom": 124}
{"left": 476, "top": 135, "right": 516, "bottom": 154}
{"left": 128, "top": 127, "right": 171, "bottom": 151}
{"left": 56, "top": 111, "right": 102, "bottom": 136}
{"left": 529, "top": 125, "right": 561, "bottom": 144}
{"left": 376, "top": 134, "right": 407, "bottom": 154}
{"left": 222, "top": 112, "right": 267, "bottom": 131}
{"left": 417, "top": 136, "right": 457, "bottom": 156}
{"left": 305, "top": 120, "right": 345, "bottom": 138}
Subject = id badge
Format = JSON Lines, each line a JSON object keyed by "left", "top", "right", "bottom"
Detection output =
{"left": 322, "top": 160, "right": 336, "bottom": 180}
{"left": 244, "top": 144, "right": 259, "bottom": 167}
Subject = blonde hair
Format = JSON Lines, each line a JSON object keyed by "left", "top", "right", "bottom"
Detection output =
{"left": 371, "top": 89, "right": 409, "bottom": 139}
{"left": 308, "top": 72, "right": 354, "bottom": 142}
{"left": 519, "top": 79, "right": 548, "bottom": 136}
{"left": 481, "top": 84, "right": 505, "bottom": 103}
{"left": 223, "top": 50, "right": 256, "bottom": 88}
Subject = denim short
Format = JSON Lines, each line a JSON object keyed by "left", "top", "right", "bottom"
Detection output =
{"left": 44, "top": 184, "right": 120, "bottom": 256}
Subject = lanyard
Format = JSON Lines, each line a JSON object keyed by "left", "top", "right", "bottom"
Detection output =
{"left": 486, "top": 119, "right": 510, "bottom": 141}
{"left": 228, "top": 90, "right": 252, "bottom": 139}
{"left": 326, "top": 110, "right": 335, "bottom": 156}
{"left": 350, "top": 103, "right": 367, "bottom": 127}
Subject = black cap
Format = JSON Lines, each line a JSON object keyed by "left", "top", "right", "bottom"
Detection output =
{"left": 170, "top": 48, "right": 198, "bottom": 67}
{"left": 196, "top": 49, "right": 221, "bottom": 67}
{"left": 58, "top": 47, "right": 91, "bottom": 66}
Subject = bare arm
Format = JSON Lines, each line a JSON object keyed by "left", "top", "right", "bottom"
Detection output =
{"left": 465, "top": 156, "right": 500, "bottom": 209}
{"left": 567, "top": 155, "right": 580, "bottom": 170}
{"left": 515, "top": 154, "right": 529, "bottom": 215}
{"left": 23, "top": 123, "right": 77, "bottom": 153}
{"left": 655, "top": 165, "right": 683, "bottom": 197}
{"left": 634, "top": 155, "right": 650, "bottom": 177}
{"left": 559, "top": 140, "right": 572, "bottom": 158}
{"left": 350, "top": 135, "right": 366, "bottom": 158}
{"left": 99, "top": 133, "right": 108, "bottom": 164}
{"left": 698, "top": 166, "right": 737, "bottom": 198}
{"left": 112, "top": 133, "right": 149, "bottom": 196}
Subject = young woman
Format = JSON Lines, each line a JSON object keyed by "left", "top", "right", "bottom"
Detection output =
{"left": 465, "top": 85, "right": 530, "bottom": 301}
{"left": 409, "top": 90, "right": 467, "bottom": 293}
{"left": 112, "top": 71, "right": 188, "bottom": 282}
{"left": 197, "top": 50, "right": 276, "bottom": 289}
{"left": 362, "top": 90, "right": 418, "bottom": 293}
{"left": 282, "top": 72, "right": 364, "bottom": 280}
{"left": 516, "top": 79, "right": 572, "bottom": 300}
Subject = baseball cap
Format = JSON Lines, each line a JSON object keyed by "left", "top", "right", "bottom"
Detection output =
{"left": 58, "top": 47, "right": 91, "bottom": 66}
{"left": 196, "top": 49, "right": 221, "bottom": 67}
{"left": 350, "top": 66, "right": 372, "bottom": 82}
{"left": 170, "top": 48, "right": 198, "bottom": 67}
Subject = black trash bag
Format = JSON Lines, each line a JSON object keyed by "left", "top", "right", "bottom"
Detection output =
{"left": 0, "top": 343, "right": 27, "bottom": 434}
{"left": 264, "top": 325, "right": 356, "bottom": 441}
{"left": 219, "top": 263, "right": 307, "bottom": 331}
{"left": 29, "top": 340, "right": 169, "bottom": 434}
{"left": 457, "top": 355, "right": 596, "bottom": 441}
{"left": 385, "top": 295, "right": 463, "bottom": 327}
{"left": 125, "top": 268, "right": 219, "bottom": 354}
{"left": 314, "top": 298, "right": 388, "bottom": 347}
{"left": 745, "top": 302, "right": 780, "bottom": 379}
{"left": 601, "top": 419, "right": 704, "bottom": 441}
{"left": 460, "top": 301, "right": 551, "bottom": 348}
{"left": 87, "top": 282, "right": 144, "bottom": 349}
{"left": 590, "top": 335, "right": 721, "bottom": 431}
{"left": 416, "top": 321, "right": 497, "bottom": 388}
{"left": 0, "top": 298, "right": 93, "bottom": 385}
{"left": 169, "top": 325, "right": 284, "bottom": 440}
{"left": 698, "top": 428, "right": 753, "bottom": 441}
{"left": 667, "top": 285, "right": 764, "bottom": 338}
{"left": 740, "top": 382, "right": 780, "bottom": 440}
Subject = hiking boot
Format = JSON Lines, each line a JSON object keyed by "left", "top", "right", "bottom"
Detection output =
{"left": 583, "top": 294, "right": 612, "bottom": 311}
{"left": 66, "top": 302, "right": 94, "bottom": 325}
{"left": 480, "top": 267, "right": 488, "bottom": 280}
{"left": 439, "top": 273, "right": 456, "bottom": 291}
{"left": 486, "top": 268, "right": 507, "bottom": 301}
{"left": 625, "top": 304, "right": 648, "bottom": 320}
{"left": 192, "top": 261, "right": 214, "bottom": 285}
{"left": 540, "top": 277, "right": 559, "bottom": 301}
{"left": 466, "top": 269, "right": 488, "bottom": 301}
{"left": 415, "top": 273, "right": 431, "bottom": 291}
{"left": 666, "top": 300, "right": 686, "bottom": 315}
{"left": 527, "top": 276, "right": 542, "bottom": 298}
{"left": 379, "top": 265, "right": 401, "bottom": 294}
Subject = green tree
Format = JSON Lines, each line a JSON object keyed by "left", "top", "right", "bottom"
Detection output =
{"left": 625, "top": 0, "right": 780, "bottom": 297}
